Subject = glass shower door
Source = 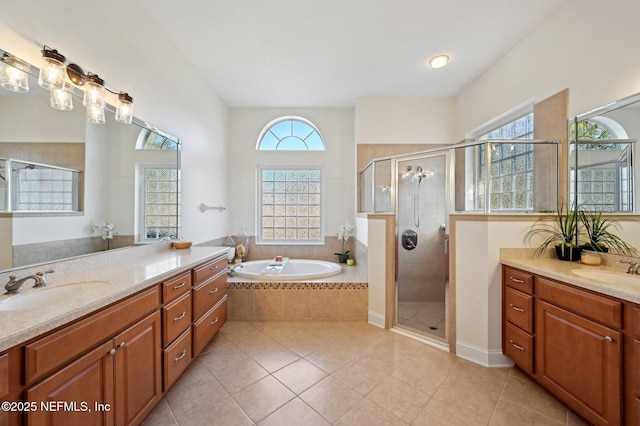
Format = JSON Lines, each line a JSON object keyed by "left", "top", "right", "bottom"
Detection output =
{"left": 395, "top": 153, "right": 448, "bottom": 341}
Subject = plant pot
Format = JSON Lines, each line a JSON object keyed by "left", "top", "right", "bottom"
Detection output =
{"left": 337, "top": 255, "right": 348, "bottom": 263}
{"left": 580, "top": 243, "right": 609, "bottom": 253}
{"left": 555, "top": 245, "right": 582, "bottom": 262}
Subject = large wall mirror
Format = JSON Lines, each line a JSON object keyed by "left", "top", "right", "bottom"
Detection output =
{"left": 0, "top": 47, "right": 181, "bottom": 271}
{"left": 570, "top": 93, "right": 638, "bottom": 213}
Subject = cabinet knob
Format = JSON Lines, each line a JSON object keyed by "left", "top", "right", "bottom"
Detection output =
{"left": 210, "top": 288, "right": 219, "bottom": 294}
{"left": 174, "top": 349, "right": 187, "bottom": 363}
{"left": 119, "top": 341, "right": 126, "bottom": 349}
{"left": 211, "top": 317, "right": 219, "bottom": 325}
{"left": 605, "top": 336, "right": 614, "bottom": 343}
{"left": 108, "top": 348, "right": 116, "bottom": 356}
{"left": 174, "top": 311, "right": 187, "bottom": 322}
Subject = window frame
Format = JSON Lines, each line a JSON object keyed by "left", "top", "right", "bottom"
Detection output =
{"left": 256, "top": 164, "right": 325, "bottom": 245}
{"left": 256, "top": 116, "right": 325, "bottom": 151}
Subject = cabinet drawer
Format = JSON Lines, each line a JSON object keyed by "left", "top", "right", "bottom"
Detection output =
{"left": 0, "top": 353, "right": 7, "bottom": 399}
{"left": 193, "top": 272, "right": 227, "bottom": 320}
{"left": 193, "top": 297, "right": 227, "bottom": 357}
{"left": 536, "top": 277, "right": 622, "bottom": 329}
{"left": 164, "top": 328, "right": 192, "bottom": 391}
{"left": 503, "top": 266, "right": 533, "bottom": 294}
{"left": 504, "top": 286, "right": 533, "bottom": 333}
{"left": 163, "top": 271, "right": 192, "bottom": 303}
{"left": 193, "top": 256, "right": 227, "bottom": 286}
{"left": 25, "top": 286, "right": 161, "bottom": 384}
{"left": 504, "top": 322, "right": 533, "bottom": 374}
{"left": 163, "top": 292, "right": 192, "bottom": 346}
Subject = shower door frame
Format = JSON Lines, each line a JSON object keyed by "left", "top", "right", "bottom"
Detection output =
{"left": 391, "top": 151, "right": 454, "bottom": 346}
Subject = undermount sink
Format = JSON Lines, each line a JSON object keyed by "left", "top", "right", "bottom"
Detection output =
{"left": 571, "top": 269, "right": 640, "bottom": 287}
{"left": 0, "top": 281, "right": 111, "bottom": 311}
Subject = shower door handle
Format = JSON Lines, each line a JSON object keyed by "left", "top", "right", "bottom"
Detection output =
{"left": 444, "top": 239, "right": 449, "bottom": 254}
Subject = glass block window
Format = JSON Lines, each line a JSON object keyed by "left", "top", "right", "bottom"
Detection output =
{"left": 257, "top": 166, "right": 323, "bottom": 243}
{"left": 478, "top": 113, "right": 535, "bottom": 211}
{"left": 257, "top": 117, "right": 325, "bottom": 150}
{"left": 142, "top": 167, "right": 180, "bottom": 241}
{"left": 14, "top": 166, "right": 79, "bottom": 211}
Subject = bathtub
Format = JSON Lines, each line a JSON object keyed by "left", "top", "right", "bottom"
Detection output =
{"left": 232, "top": 259, "right": 342, "bottom": 281}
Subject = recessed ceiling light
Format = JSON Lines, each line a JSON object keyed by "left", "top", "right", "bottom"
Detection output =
{"left": 428, "top": 55, "right": 450, "bottom": 69}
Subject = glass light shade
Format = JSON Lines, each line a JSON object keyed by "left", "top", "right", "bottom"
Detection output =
{"left": 86, "top": 105, "right": 105, "bottom": 124}
{"left": 0, "top": 56, "right": 30, "bottom": 93}
{"left": 50, "top": 84, "right": 73, "bottom": 111}
{"left": 83, "top": 75, "right": 105, "bottom": 108}
{"left": 115, "top": 93, "right": 133, "bottom": 124}
{"left": 38, "top": 49, "right": 66, "bottom": 90}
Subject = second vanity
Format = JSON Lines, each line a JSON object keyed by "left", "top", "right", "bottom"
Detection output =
{"left": 0, "top": 243, "right": 228, "bottom": 426}
{"left": 501, "top": 254, "right": 640, "bottom": 426}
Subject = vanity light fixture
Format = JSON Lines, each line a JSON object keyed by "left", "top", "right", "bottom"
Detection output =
{"left": 38, "top": 47, "right": 66, "bottom": 90}
{"left": 428, "top": 54, "right": 450, "bottom": 69}
{"left": 0, "top": 54, "right": 30, "bottom": 93}
{"left": 35, "top": 45, "right": 133, "bottom": 124}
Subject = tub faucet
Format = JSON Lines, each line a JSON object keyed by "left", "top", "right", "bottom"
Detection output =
{"left": 227, "top": 264, "right": 244, "bottom": 277}
{"left": 4, "top": 269, "right": 55, "bottom": 294}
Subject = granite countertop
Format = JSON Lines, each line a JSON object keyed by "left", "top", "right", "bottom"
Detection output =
{"left": 0, "top": 246, "right": 228, "bottom": 352}
{"left": 501, "top": 251, "right": 640, "bottom": 304}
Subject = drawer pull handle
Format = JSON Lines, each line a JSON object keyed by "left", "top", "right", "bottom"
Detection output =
{"left": 605, "top": 336, "right": 614, "bottom": 343}
{"left": 174, "top": 350, "right": 187, "bottom": 362}
{"left": 108, "top": 348, "right": 116, "bottom": 356}
{"left": 174, "top": 311, "right": 187, "bottom": 322}
{"left": 210, "top": 288, "right": 219, "bottom": 294}
{"left": 173, "top": 282, "right": 186, "bottom": 290}
{"left": 509, "top": 340, "right": 525, "bottom": 351}
{"left": 211, "top": 317, "right": 219, "bottom": 325}
{"left": 211, "top": 265, "right": 219, "bottom": 270}
{"left": 118, "top": 341, "right": 126, "bottom": 349}
{"left": 509, "top": 277, "right": 525, "bottom": 284}
{"left": 509, "top": 304, "right": 525, "bottom": 313}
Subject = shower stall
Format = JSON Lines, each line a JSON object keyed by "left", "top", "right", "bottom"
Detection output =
{"left": 360, "top": 140, "right": 559, "bottom": 345}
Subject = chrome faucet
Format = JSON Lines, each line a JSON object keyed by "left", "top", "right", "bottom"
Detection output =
{"left": 227, "top": 264, "right": 244, "bottom": 277}
{"left": 620, "top": 260, "right": 640, "bottom": 275}
{"left": 4, "top": 269, "right": 55, "bottom": 294}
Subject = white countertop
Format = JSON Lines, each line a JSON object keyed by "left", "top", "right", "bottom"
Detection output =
{"left": 0, "top": 246, "right": 228, "bottom": 352}
{"left": 501, "top": 254, "right": 640, "bottom": 304}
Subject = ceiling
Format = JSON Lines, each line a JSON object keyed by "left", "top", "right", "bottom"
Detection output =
{"left": 1, "top": 0, "right": 568, "bottom": 108}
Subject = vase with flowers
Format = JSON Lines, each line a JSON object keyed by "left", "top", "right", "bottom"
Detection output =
{"left": 334, "top": 221, "right": 353, "bottom": 263}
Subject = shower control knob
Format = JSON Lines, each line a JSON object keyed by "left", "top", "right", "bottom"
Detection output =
{"left": 401, "top": 230, "right": 418, "bottom": 250}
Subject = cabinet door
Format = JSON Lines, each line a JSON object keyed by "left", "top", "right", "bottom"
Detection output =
{"left": 113, "top": 311, "right": 162, "bottom": 426}
{"left": 25, "top": 341, "right": 114, "bottom": 426}
{"left": 536, "top": 300, "right": 621, "bottom": 425}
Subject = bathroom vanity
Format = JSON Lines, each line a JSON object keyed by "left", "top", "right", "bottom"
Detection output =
{"left": 0, "top": 244, "right": 228, "bottom": 426}
{"left": 502, "top": 257, "right": 640, "bottom": 425}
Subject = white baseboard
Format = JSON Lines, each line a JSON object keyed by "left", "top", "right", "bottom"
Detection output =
{"left": 456, "top": 340, "right": 514, "bottom": 368}
{"left": 368, "top": 311, "right": 385, "bottom": 329}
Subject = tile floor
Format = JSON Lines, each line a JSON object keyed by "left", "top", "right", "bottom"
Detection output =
{"left": 397, "top": 301, "right": 446, "bottom": 339}
{"left": 142, "top": 321, "right": 587, "bottom": 426}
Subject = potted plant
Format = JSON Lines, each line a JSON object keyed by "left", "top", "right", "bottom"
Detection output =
{"left": 524, "top": 202, "right": 582, "bottom": 261}
{"left": 334, "top": 221, "right": 353, "bottom": 263}
{"left": 579, "top": 209, "right": 637, "bottom": 255}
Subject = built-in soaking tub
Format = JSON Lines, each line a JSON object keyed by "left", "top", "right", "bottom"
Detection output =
{"left": 232, "top": 259, "right": 342, "bottom": 281}
{"left": 226, "top": 258, "right": 368, "bottom": 322}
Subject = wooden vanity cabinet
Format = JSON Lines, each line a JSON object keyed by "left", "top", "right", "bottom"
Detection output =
{"left": 192, "top": 256, "right": 228, "bottom": 358}
{"left": 502, "top": 265, "right": 625, "bottom": 425}
{"left": 25, "top": 295, "right": 162, "bottom": 426}
{"left": 502, "top": 267, "right": 534, "bottom": 374}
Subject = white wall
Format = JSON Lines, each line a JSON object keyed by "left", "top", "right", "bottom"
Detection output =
{"left": 455, "top": 0, "right": 640, "bottom": 139}
{"left": 355, "top": 97, "right": 456, "bottom": 144}
{"left": 227, "top": 108, "right": 355, "bottom": 238}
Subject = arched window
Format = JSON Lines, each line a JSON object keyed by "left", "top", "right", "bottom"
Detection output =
{"left": 256, "top": 117, "right": 325, "bottom": 150}
{"left": 135, "top": 127, "right": 180, "bottom": 150}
